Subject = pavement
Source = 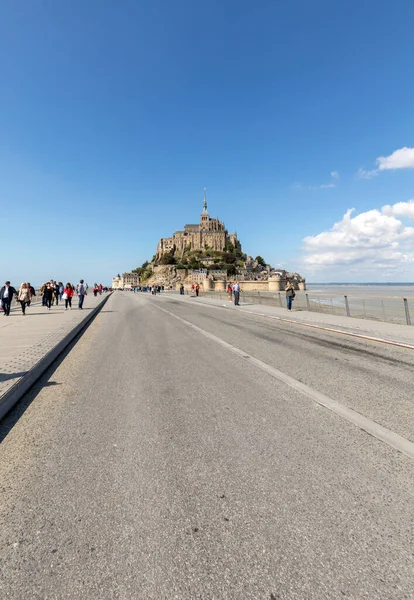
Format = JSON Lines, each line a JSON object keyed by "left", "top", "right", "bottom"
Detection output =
{"left": 0, "top": 293, "right": 111, "bottom": 418}
{"left": 1, "top": 292, "right": 414, "bottom": 599}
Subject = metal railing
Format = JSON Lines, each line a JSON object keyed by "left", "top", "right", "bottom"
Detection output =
{"left": 194, "top": 290, "right": 414, "bottom": 326}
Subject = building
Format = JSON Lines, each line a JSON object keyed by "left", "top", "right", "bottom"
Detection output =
{"left": 156, "top": 190, "right": 240, "bottom": 258}
{"left": 112, "top": 272, "right": 141, "bottom": 289}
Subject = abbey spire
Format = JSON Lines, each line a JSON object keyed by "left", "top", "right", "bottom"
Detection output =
{"left": 202, "top": 188, "right": 209, "bottom": 215}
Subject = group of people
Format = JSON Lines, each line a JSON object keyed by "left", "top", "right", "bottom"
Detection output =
{"left": 227, "top": 282, "right": 241, "bottom": 305}
{"left": 0, "top": 279, "right": 90, "bottom": 316}
{"left": 0, "top": 281, "right": 35, "bottom": 316}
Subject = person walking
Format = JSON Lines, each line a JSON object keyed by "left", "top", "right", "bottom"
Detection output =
{"left": 63, "top": 282, "right": 74, "bottom": 310}
{"left": 233, "top": 281, "right": 240, "bottom": 306}
{"left": 285, "top": 279, "right": 296, "bottom": 311}
{"left": 77, "top": 279, "right": 86, "bottom": 309}
{"left": 52, "top": 281, "right": 60, "bottom": 305}
{"left": 17, "top": 283, "right": 31, "bottom": 315}
{"left": 27, "top": 282, "right": 35, "bottom": 306}
{"left": 43, "top": 282, "right": 54, "bottom": 310}
{"left": 0, "top": 281, "right": 17, "bottom": 316}
{"left": 227, "top": 283, "right": 233, "bottom": 302}
{"left": 180, "top": 283, "right": 184, "bottom": 295}
{"left": 195, "top": 284, "right": 200, "bottom": 297}
{"left": 58, "top": 282, "right": 64, "bottom": 302}
{"left": 40, "top": 282, "right": 48, "bottom": 306}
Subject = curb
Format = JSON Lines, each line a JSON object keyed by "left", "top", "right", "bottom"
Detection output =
{"left": 0, "top": 293, "right": 112, "bottom": 421}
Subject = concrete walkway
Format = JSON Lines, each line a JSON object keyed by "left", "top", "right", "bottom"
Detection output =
{"left": 0, "top": 293, "right": 111, "bottom": 418}
{"left": 169, "top": 292, "right": 414, "bottom": 348}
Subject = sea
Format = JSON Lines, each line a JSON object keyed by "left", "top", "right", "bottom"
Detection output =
{"left": 300, "top": 283, "right": 414, "bottom": 323}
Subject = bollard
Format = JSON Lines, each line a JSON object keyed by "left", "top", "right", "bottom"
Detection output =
{"left": 278, "top": 292, "right": 283, "bottom": 308}
{"left": 305, "top": 293, "right": 311, "bottom": 312}
{"left": 404, "top": 298, "right": 411, "bottom": 325}
{"left": 344, "top": 295, "right": 350, "bottom": 317}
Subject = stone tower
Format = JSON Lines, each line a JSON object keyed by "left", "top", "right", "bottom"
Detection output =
{"left": 200, "top": 188, "right": 209, "bottom": 231}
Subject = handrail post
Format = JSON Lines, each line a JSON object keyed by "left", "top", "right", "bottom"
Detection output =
{"left": 344, "top": 295, "right": 350, "bottom": 317}
{"left": 305, "top": 293, "right": 311, "bottom": 312}
{"left": 404, "top": 298, "right": 411, "bottom": 325}
{"left": 279, "top": 292, "right": 283, "bottom": 308}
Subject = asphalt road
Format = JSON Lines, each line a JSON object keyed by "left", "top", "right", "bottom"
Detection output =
{"left": 1, "top": 292, "right": 414, "bottom": 600}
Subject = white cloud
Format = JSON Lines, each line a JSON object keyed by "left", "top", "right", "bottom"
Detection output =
{"left": 358, "top": 146, "right": 414, "bottom": 178}
{"left": 377, "top": 147, "right": 414, "bottom": 171}
{"left": 302, "top": 200, "right": 414, "bottom": 277}
{"left": 331, "top": 171, "right": 339, "bottom": 179}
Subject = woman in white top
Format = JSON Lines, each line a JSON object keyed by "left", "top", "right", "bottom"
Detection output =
{"left": 18, "top": 283, "right": 31, "bottom": 315}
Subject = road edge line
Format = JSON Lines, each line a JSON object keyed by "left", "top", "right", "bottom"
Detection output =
{"left": 165, "top": 295, "right": 414, "bottom": 350}
{"left": 152, "top": 301, "right": 414, "bottom": 461}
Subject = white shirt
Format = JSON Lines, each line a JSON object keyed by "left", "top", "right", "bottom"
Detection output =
{"left": 233, "top": 283, "right": 240, "bottom": 292}
{"left": 3, "top": 287, "right": 9, "bottom": 298}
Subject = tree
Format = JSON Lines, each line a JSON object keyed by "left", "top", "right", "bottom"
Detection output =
{"left": 159, "top": 254, "right": 176, "bottom": 265}
{"left": 255, "top": 256, "right": 266, "bottom": 267}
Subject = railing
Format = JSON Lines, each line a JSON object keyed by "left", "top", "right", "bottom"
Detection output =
{"left": 195, "top": 290, "right": 414, "bottom": 326}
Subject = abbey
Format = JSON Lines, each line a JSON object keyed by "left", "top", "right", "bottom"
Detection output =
{"left": 156, "top": 190, "right": 240, "bottom": 258}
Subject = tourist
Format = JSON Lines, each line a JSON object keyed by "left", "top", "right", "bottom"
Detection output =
{"left": 40, "top": 282, "right": 48, "bottom": 306}
{"left": 58, "top": 282, "right": 64, "bottom": 302}
{"left": 52, "top": 281, "right": 60, "bottom": 305}
{"left": 0, "top": 281, "right": 17, "bottom": 316}
{"left": 27, "top": 283, "right": 35, "bottom": 305}
{"left": 227, "top": 283, "right": 232, "bottom": 302}
{"left": 233, "top": 281, "right": 240, "bottom": 306}
{"left": 77, "top": 279, "right": 86, "bottom": 309}
{"left": 93, "top": 283, "right": 98, "bottom": 297}
{"left": 63, "top": 282, "right": 74, "bottom": 310}
{"left": 17, "top": 283, "right": 31, "bottom": 315}
{"left": 43, "top": 282, "right": 54, "bottom": 310}
{"left": 285, "top": 279, "right": 295, "bottom": 311}
{"left": 180, "top": 283, "right": 184, "bottom": 295}
{"left": 195, "top": 284, "right": 200, "bottom": 297}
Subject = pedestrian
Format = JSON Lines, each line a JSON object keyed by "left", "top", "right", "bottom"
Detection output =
{"left": 93, "top": 283, "right": 98, "bottom": 297}
{"left": 233, "top": 281, "right": 241, "bottom": 306}
{"left": 180, "top": 283, "right": 184, "bottom": 295}
{"left": 0, "top": 281, "right": 17, "bottom": 316}
{"left": 227, "top": 283, "right": 233, "bottom": 302}
{"left": 27, "top": 282, "right": 36, "bottom": 306}
{"left": 285, "top": 279, "right": 295, "bottom": 311}
{"left": 53, "top": 281, "right": 60, "bottom": 305}
{"left": 58, "top": 282, "right": 64, "bottom": 302}
{"left": 43, "top": 282, "right": 54, "bottom": 310}
{"left": 63, "top": 282, "right": 74, "bottom": 310}
{"left": 195, "top": 284, "right": 200, "bottom": 297}
{"left": 77, "top": 279, "right": 86, "bottom": 309}
{"left": 17, "top": 282, "right": 31, "bottom": 315}
{"left": 40, "top": 282, "right": 48, "bottom": 306}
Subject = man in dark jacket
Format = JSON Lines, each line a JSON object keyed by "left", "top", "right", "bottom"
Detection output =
{"left": 0, "top": 281, "right": 17, "bottom": 316}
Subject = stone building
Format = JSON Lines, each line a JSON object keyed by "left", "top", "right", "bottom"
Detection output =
{"left": 112, "top": 272, "right": 141, "bottom": 289}
{"left": 156, "top": 190, "right": 240, "bottom": 258}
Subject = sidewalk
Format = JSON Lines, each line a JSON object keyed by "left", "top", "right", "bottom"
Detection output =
{"left": 167, "top": 293, "right": 414, "bottom": 348}
{"left": 0, "top": 293, "right": 111, "bottom": 419}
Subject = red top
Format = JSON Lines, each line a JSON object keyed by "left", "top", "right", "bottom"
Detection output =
{"left": 64, "top": 287, "right": 74, "bottom": 297}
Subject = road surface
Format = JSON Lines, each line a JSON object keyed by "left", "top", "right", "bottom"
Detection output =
{"left": 1, "top": 292, "right": 413, "bottom": 599}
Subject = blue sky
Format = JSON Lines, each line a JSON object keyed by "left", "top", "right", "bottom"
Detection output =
{"left": 2, "top": 0, "right": 414, "bottom": 284}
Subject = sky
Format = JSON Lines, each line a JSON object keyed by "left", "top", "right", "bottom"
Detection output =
{"left": 1, "top": 0, "right": 414, "bottom": 284}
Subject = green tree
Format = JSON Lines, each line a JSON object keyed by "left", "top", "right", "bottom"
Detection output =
{"left": 255, "top": 256, "right": 266, "bottom": 267}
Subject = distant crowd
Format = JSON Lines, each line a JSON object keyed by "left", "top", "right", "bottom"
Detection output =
{"left": 0, "top": 280, "right": 109, "bottom": 316}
